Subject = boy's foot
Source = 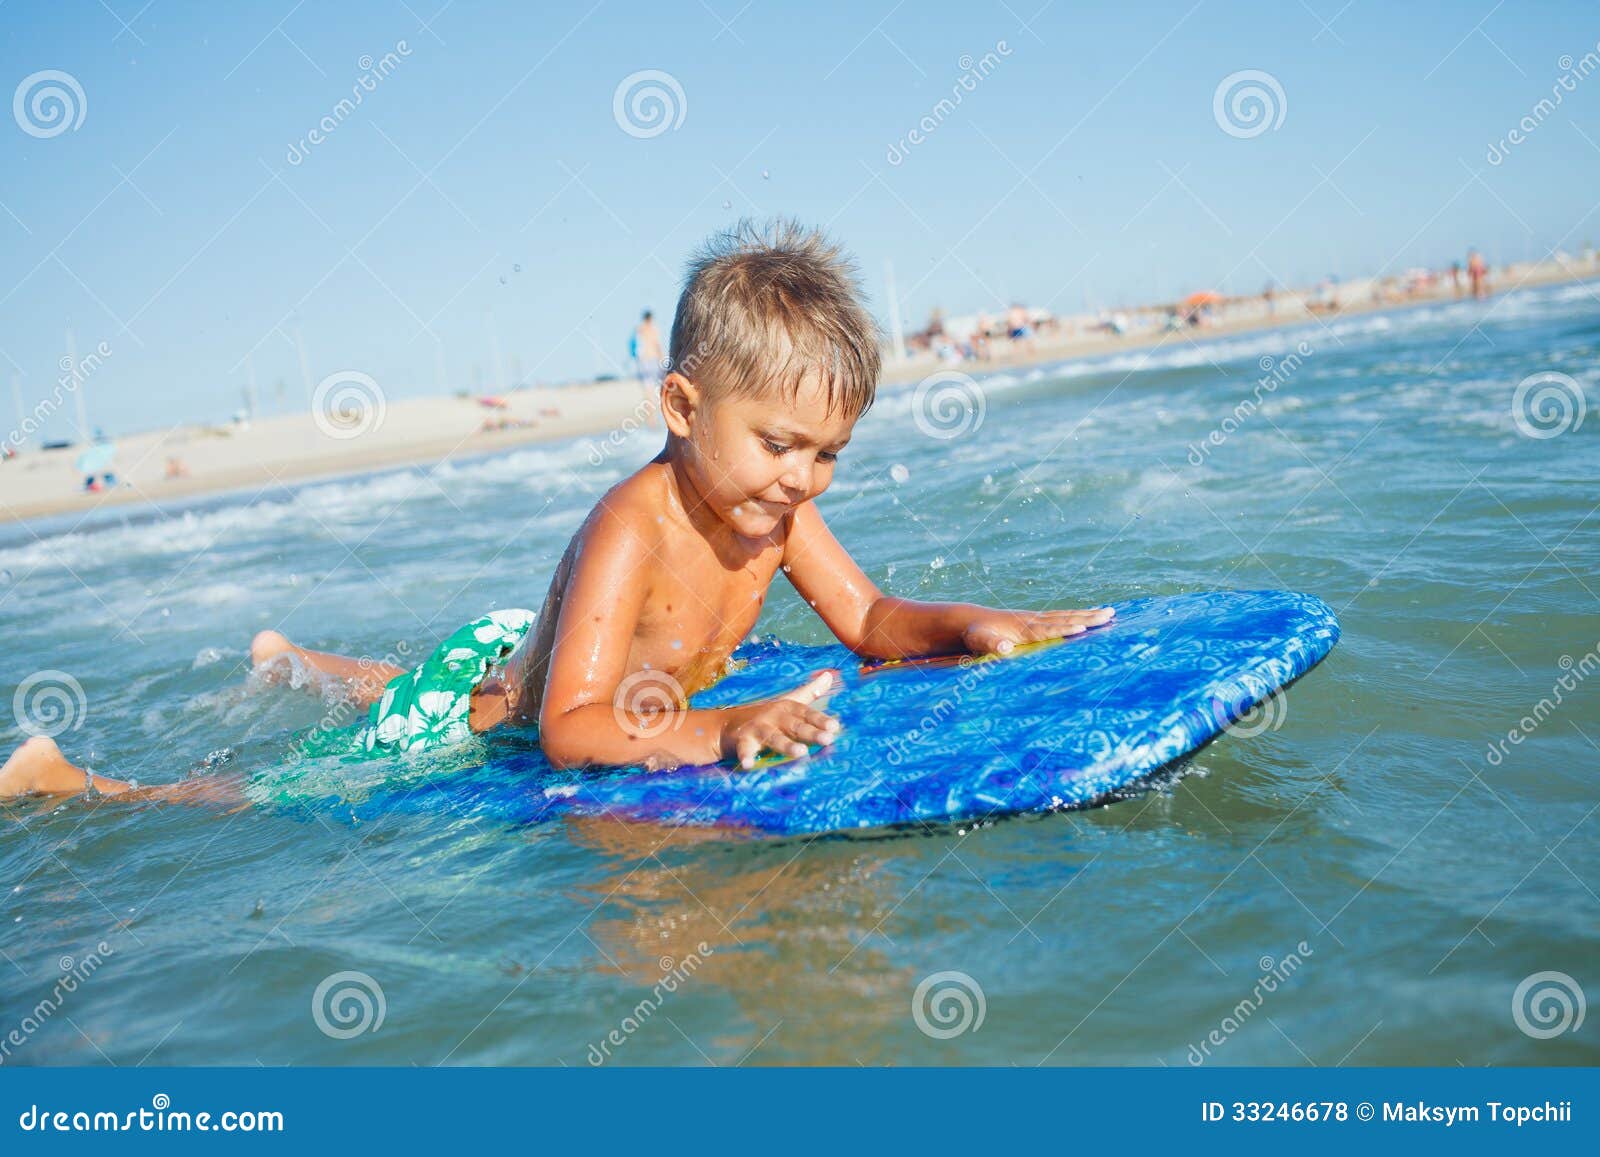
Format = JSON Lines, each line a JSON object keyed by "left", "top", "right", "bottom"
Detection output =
{"left": 0, "top": 736, "right": 88, "bottom": 797}
{"left": 250, "top": 629, "right": 295, "bottom": 669}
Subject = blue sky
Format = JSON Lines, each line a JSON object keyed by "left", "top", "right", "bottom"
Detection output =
{"left": 2, "top": 0, "right": 1598, "bottom": 436}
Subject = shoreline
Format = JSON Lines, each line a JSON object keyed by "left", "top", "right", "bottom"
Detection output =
{"left": 3, "top": 256, "right": 1594, "bottom": 530}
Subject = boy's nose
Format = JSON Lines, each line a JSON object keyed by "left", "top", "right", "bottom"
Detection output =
{"left": 779, "top": 463, "right": 812, "bottom": 496}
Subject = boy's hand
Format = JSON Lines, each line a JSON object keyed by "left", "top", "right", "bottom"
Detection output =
{"left": 961, "top": 606, "right": 1115, "bottom": 656}
{"left": 721, "top": 669, "right": 843, "bottom": 769}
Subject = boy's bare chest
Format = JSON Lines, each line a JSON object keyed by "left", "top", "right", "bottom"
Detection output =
{"left": 636, "top": 544, "right": 781, "bottom": 691}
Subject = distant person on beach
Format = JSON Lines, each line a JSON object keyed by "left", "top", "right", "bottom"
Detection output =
{"left": 1467, "top": 250, "right": 1489, "bottom": 300}
{"left": 1450, "top": 261, "right": 1463, "bottom": 298}
{"left": 1, "top": 219, "right": 1113, "bottom": 800}
{"left": 633, "top": 310, "right": 665, "bottom": 396}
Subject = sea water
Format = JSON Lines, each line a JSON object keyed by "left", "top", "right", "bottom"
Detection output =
{"left": 0, "top": 281, "right": 1595, "bottom": 1065}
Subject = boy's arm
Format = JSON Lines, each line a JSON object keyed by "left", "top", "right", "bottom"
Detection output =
{"left": 782, "top": 500, "right": 1114, "bottom": 659}
{"left": 537, "top": 506, "right": 716, "bottom": 769}
{"left": 538, "top": 505, "right": 839, "bottom": 771}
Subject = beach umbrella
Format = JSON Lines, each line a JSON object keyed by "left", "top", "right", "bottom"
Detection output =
{"left": 75, "top": 440, "right": 116, "bottom": 475}
{"left": 1183, "top": 290, "right": 1222, "bottom": 306}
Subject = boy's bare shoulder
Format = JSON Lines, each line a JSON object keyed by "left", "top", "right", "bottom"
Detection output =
{"left": 573, "top": 461, "right": 671, "bottom": 558}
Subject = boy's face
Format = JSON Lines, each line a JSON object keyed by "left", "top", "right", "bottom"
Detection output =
{"left": 672, "top": 371, "right": 859, "bottom": 540}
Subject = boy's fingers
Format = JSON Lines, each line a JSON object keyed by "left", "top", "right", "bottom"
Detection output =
{"left": 736, "top": 733, "right": 763, "bottom": 769}
{"left": 781, "top": 668, "right": 841, "bottom": 705}
{"left": 790, "top": 719, "right": 836, "bottom": 746}
{"left": 963, "top": 623, "right": 1014, "bottom": 655}
{"left": 799, "top": 706, "right": 840, "bottom": 734}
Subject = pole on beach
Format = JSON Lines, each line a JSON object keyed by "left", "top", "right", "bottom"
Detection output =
{"left": 245, "top": 355, "right": 259, "bottom": 422}
{"left": 433, "top": 335, "right": 448, "bottom": 394}
{"left": 293, "top": 324, "right": 313, "bottom": 410}
{"left": 66, "top": 328, "right": 89, "bottom": 442}
{"left": 487, "top": 309, "right": 506, "bottom": 393}
{"left": 884, "top": 260, "right": 906, "bottom": 363}
{"left": 10, "top": 373, "right": 25, "bottom": 442}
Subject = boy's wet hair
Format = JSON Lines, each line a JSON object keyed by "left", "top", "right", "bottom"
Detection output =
{"left": 669, "top": 218, "right": 881, "bottom": 418}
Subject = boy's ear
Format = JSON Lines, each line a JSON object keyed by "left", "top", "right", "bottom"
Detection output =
{"left": 660, "top": 373, "right": 699, "bottom": 437}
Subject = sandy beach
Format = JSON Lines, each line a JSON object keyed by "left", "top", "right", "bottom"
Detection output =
{"left": 2, "top": 253, "right": 1593, "bottom": 528}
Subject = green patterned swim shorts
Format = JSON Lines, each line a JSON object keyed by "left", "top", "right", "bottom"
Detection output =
{"left": 357, "top": 608, "right": 537, "bottom": 754}
{"left": 247, "top": 609, "right": 537, "bottom": 807}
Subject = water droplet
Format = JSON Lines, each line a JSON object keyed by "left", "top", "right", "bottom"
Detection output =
{"left": 512, "top": 263, "right": 522, "bottom": 273}
{"left": 889, "top": 463, "right": 909, "bottom": 483}
{"left": 982, "top": 474, "right": 992, "bottom": 485}
{"left": 721, "top": 200, "right": 732, "bottom": 210}
{"left": 499, "top": 275, "right": 507, "bottom": 285}
{"left": 929, "top": 556, "right": 945, "bottom": 570}
{"left": 671, "top": 639, "right": 682, "bottom": 650}
{"left": 761, "top": 169, "right": 770, "bottom": 179}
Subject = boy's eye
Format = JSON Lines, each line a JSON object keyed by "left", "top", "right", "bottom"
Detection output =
{"left": 817, "top": 450, "right": 839, "bottom": 463}
{"left": 761, "top": 438, "right": 791, "bottom": 456}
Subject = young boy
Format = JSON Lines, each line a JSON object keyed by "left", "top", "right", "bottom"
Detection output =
{"left": 0, "top": 220, "right": 1111, "bottom": 800}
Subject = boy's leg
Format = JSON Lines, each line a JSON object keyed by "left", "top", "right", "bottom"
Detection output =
{"left": 0, "top": 736, "right": 133, "bottom": 798}
{"left": 252, "top": 630, "right": 406, "bottom": 706}
{"left": 0, "top": 736, "right": 246, "bottom": 806}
